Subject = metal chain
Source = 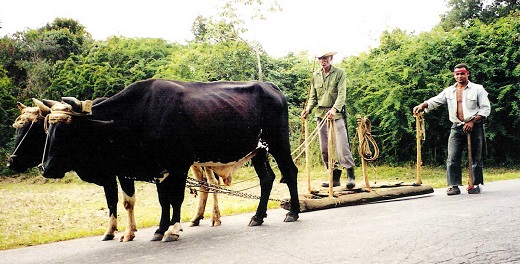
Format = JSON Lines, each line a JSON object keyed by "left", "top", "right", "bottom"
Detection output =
{"left": 185, "top": 176, "right": 286, "bottom": 202}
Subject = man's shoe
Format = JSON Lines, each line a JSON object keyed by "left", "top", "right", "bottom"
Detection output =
{"left": 346, "top": 167, "right": 356, "bottom": 189}
{"left": 346, "top": 178, "right": 356, "bottom": 189}
{"left": 446, "top": 186, "right": 461, "bottom": 195}
{"left": 321, "top": 169, "right": 342, "bottom": 187}
{"left": 321, "top": 181, "right": 340, "bottom": 187}
{"left": 467, "top": 185, "right": 481, "bottom": 194}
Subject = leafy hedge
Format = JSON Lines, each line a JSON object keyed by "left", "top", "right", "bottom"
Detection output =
{"left": 1, "top": 14, "right": 519, "bottom": 175}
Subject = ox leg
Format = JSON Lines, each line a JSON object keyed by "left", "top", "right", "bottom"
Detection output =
{"left": 276, "top": 160, "right": 300, "bottom": 222}
{"left": 267, "top": 137, "right": 300, "bottom": 222}
{"left": 163, "top": 170, "right": 187, "bottom": 242}
{"left": 119, "top": 178, "right": 136, "bottom": 242}
{"left": 152, "top": 169, "right": 187, "bottom": 242}
{"left": 189, "top": 166, "right": 207, "bottom": 227}
{"left": 249, "top": 150, "right": 275, "bottom": 226}
{"left": 205, "top": 168, "right": 222, "bottom": 226}
{"left": 152, "top": 178, "right": 172, "bottom": 241}
{"left": 102, "top": 180, "right": 118, "bottom": 241}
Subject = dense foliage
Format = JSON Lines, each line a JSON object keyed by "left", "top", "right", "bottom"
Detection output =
{"left": 1, "top": 5, "right": 519, "bottom": 175}
{"left": 340, "top": 14, "right": 520, "bottom": 166}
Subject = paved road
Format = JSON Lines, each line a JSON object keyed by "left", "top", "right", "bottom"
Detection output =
{"left": 2, "top": 179, "right": 520, "bottom": 264}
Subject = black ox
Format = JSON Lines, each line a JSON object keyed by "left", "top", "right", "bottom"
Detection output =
{"left": 38, "top": 79, "right": 300, "bottom": 242}
{"left": 8, "top": 98, "right": 138, "bottom": 241}
{"left": 8, "top": 99, "right": 241, "bottom": 241}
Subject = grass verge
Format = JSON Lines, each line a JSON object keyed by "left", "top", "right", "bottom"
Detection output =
{"left": 1, "top": 165, "right": 519, "bottom": 250}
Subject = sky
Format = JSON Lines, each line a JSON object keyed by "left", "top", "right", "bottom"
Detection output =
{"left": 0, "top": 0, "right": 448, "bottom": 59}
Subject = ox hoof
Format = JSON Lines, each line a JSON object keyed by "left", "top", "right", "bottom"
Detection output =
{"left": 284, "top": 212, "right": 299, "bottom": 222}
{"left": 248, "top": 215, "right": 264, "bottom": 226}
{"left": 212, "top": 220, "right": 222, "bottom": 227}
{"left": 119, "top": 234, "right": 135, "bottom": 242}
{"left": 162, "top": 234, "right": 180, "bottom": 242}
{"left": 150, "top": 233, "right": 164, "bottom": 241}
{"left": 189, "top": 216, "right": 203, "bottom": 227}
{"left": 102, "top": 234, "right": 115, "bottom": 241}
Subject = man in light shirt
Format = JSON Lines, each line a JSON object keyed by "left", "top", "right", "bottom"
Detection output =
{"left": 413, "top": 64, "right": 491, "bottom": 195}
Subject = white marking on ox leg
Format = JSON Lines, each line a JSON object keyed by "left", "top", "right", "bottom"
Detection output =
{"left": 156, "top": 170, "right": 170, "bottom": 183}
{"left": 104, "top": 214, "right": 117, "bottom": 240}
{"left": 190, "top": 166, "right": 207, "bottom": 227}
{"left": 162, "top": 222, "right": 182, "bottom": 242}
{"left": 204, "top": 168, "right": 222, "bottom": 226}
{"left": 189, "top": 148, "right": 258, "bottom": 227}
{"left": 119, "top": 192, "right": 136, "bottom": 242}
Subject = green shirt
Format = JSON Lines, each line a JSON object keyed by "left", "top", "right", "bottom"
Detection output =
{"left": 306, "top": 64, "right": 347, "bottom": 119}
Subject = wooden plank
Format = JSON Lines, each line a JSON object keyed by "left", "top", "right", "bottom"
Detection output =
{"left": 280, "top": 184, "right": 434, "bottom": 212}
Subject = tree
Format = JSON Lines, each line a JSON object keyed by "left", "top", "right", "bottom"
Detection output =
{"left": 340, "top": 14, "right": 520, "bottom": 166}
{"left": 440, "top": 0, "right": 520, "bottom": 30}
{"left": 0, "top": 66, "right": 18, "bottom": 174}
{"left": 1, "top": 18, "right": 91, "bottom": 99}
{"left": 49, "top": 36, "right": 175, "bottom": 99}
{"left": 440, "top": 0, "right": 484, "bottom": 30}
{"left": 155, "top": 41, "right": 258, "bottom": 81}
{"left": 190, "top": 0, "right": 282, "bottom": 81}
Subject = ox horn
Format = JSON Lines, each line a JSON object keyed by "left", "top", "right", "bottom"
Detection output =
{"left": 62, "top": 97, "right": 81, "bottom": 112}
{"left": 17, "top": 102, "right": 27, "bottom": 112}
{"left": 32, "top": 98, "right": 51, "bottom": 115}
{"left": 62, "top": 97, "right": 92, "bottom": 114}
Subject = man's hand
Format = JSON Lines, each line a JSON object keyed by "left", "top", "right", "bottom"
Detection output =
{"left": 413, "top": 102, "right": 427, "bottom": 114}
{"left": 463, "top": 121, "right": 474, "bottom": 133}
{"left": 463, "top": 115, "right": 482, "bottom": 133}
{"left": 301, "top": 109, "right": 309, "bottom": 120}
{"left": 325, "top": 108, "right": 337, "bottom": 120}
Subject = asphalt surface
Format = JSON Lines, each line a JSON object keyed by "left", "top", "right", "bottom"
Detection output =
{"left": 2, "top": 179, "right": 520, "bottom": 264}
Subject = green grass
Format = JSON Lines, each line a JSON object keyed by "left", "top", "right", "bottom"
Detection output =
{"left": 1, "top": 165, "right": 519, "bottom": 250}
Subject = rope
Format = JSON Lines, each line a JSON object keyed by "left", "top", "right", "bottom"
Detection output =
{"left": 10, "top": 121, "right": 35, "bottom": 157}
{"left": 10, "top": 110, "right": 45, "bottom": 158}
{"left": 291, "top": 118, "right": 327, "bottom": 162}
{"left": 185, "top": 176, "right": 285, "bottom": 202}
{"left": 357, "top": 116, "right": 379, "bottom": 163}
{"left": 414, "top": 112, "right": 425, "bottom": 141}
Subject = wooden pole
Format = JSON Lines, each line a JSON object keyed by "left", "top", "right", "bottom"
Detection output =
{"left": 356, "top": 115, "right": 371, "bottom": 191}
{"left": 415, "top": 112, "right": 423, "bottom": 185}
{"left": 327, "top": 119, "right": 336, "bottom": 197}
{"left": 467, "top": 133, "right": 474, "bottom": 190}
{"left": 305, "top": 118, "right": 311, "bottom": 194}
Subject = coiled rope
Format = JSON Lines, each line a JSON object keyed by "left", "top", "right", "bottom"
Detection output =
{"left": 356, "top": 116, "right": 379, "bottom": 162}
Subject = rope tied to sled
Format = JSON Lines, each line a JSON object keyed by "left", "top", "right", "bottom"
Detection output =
{"left": 356, "top": 116, "right": 379, "bottom": 163}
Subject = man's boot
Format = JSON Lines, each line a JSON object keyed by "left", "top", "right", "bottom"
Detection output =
{"left": 346, "top": 167, "right": 356, "bottom": 189}
{"left": 321, "top": 169, "right": 342, "bottom": 187}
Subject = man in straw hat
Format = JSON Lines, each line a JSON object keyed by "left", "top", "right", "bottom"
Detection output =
{"left": 301, "top": 51, "right": 356, "bottom": 189}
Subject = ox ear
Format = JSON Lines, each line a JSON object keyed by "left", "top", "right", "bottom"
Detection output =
{"left": 17, "top": 102, "right": 27, "bottom": 112}
{"left": 32, "top": 98, "right": 51, "bottom": 115}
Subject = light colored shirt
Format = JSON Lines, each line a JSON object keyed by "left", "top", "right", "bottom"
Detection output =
{"left": 306, "top": 65, "right": 346, "bottom": 119}
{"left": 425, "top": 81, "right": 491, "bottom": 126}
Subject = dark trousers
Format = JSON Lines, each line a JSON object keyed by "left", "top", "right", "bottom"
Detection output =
{"left": 446, "top": 123, "right": 484, "bottom": 186}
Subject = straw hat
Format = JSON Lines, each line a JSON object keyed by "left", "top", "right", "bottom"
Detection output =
{"left": 316, "top": 51, "right": 337, "bottom": 59}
